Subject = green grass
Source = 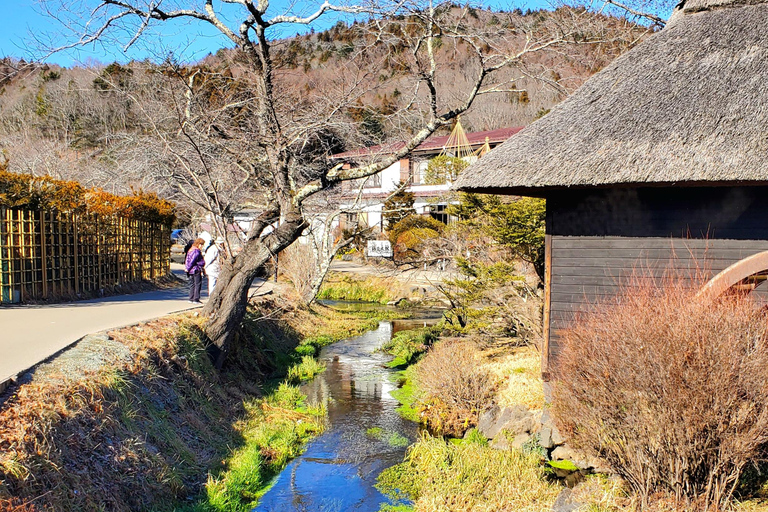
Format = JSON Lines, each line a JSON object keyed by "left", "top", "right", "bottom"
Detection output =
{"left": 286, "top": 355, "right": 326, "bottom": 383}
{"left": 197, "top": 383, "right": 326, "bottom": 511}
{"left": 390, "top": 367, "right": 421, "bottom": 422}
{"left": 381, "top": 326, "right": 439, "bottom": 369}
{"left": 317, "top": 275, "right": 393, "bottom": 303}
{"left": 377, "top": 435, "right": 561, "bottom": 512}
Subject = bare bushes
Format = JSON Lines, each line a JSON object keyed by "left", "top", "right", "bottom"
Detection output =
{"left": 553, "top": 278, "right": 768, "bottom": 510}
{"left": 279, "top": 241, "right": 318, "bottom": 303}
{"left": 416, "top": 339, "right": 497, "bottom": 436}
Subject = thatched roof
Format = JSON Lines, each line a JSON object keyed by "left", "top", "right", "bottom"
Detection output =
{"left": 455, "top": 0, "right": 768, "bottom": 195}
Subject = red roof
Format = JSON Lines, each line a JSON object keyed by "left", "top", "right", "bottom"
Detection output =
{"left": 331, "top": 127, "right": 523, "bottom": 160}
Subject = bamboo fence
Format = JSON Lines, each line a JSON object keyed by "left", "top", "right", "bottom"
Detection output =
{"left": 0, "top": 207, "right": 171, "bottom": 304}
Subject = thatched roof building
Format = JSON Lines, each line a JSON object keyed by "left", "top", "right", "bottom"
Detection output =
{"left": 456, "top": 0, "right": 768, "bottom": 379}
{"left": 455, "top": 0, "right": 768, "bottom": 194}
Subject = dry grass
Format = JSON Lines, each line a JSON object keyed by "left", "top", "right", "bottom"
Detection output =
{"left": 0, "top": 315, "right": 222, "bottom": 511}
{"left": 737, "top": 500, "right": 768, "bottom": 512}
{"left": 415, "top": 339, "right": 497, "bottom": 436}
{"left": 481, "top": 342, "right": 544, "bottom": 410}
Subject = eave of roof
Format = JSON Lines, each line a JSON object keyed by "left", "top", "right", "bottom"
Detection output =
{"left": 331, "top": 127, "right": 523, "bottom": 160}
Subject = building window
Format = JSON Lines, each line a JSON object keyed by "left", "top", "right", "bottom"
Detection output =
{"left": 428, "top": 204, "right": 452, "bottom": 225}
{"left": 410, "top": 159, "right": 430, "bottom": 184}
{"left": 363, "top": 173, "right": 382, "bottom": 188}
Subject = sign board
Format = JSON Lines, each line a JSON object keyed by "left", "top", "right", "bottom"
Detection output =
{"left": 367, "top": 240, "right": 393, "bottom": 258}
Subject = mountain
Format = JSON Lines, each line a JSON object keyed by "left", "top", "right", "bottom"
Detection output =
{"left": 0, "top": 6, "right": 649, "bottom": 208}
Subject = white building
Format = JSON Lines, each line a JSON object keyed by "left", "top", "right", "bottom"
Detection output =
{"left": 331, "top": 127, "right": 522, "bottom": 232}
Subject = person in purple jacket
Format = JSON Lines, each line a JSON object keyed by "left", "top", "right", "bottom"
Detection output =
{"left": 185, "top": 238, "right": 206, "bottom": 304}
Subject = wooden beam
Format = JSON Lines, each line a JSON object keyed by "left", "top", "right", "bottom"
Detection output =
{"left": 541, "top": 203, "right": 553, "bottom": 381}
{"left": 40, "top": 210, "right": 47, "bottom": 299}
{"left": 697, "top": 250, "right": 768, "bottom": 300}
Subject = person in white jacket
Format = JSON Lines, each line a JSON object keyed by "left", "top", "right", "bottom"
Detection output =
{"left": 204, "top": 237, "right": 225, "bottom": 295}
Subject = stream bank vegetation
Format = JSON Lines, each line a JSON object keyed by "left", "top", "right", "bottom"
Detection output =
{"left": 554, "top": 276, "right": 768, "bottom": 511}
{"left": 0, "top": 298, "right": 402, "bottom": 511}
{"left": 317, "top": 273, "right": 395, "bottom": 304}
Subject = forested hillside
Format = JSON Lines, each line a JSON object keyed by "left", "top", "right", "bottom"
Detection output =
{"left": 0, "top": 5, "right": 648, "bottom": 215}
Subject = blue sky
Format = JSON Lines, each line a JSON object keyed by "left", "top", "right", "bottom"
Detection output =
{"left": 2, "top": 0, "right": 557, "bottom": 67}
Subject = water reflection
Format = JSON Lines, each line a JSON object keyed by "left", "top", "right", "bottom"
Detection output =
{"left": 253, "top": 318, "right": 436, "bottom": 512}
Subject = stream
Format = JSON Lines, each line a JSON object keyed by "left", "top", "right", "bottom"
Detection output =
{"left": 253, "top": 313, "right": 440, "bottom": 512}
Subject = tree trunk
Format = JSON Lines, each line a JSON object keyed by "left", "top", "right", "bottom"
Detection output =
{"left": 202, "top": 212, "right": 306, "bottom": 368}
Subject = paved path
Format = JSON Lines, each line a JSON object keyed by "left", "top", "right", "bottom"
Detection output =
{"left": 0, "top": 264, "right": 275, "bottom": 385}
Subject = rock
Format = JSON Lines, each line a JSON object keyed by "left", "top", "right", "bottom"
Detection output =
{"left": 551, "top": 487, "right": 582, "bottom": 512}
{"left": 501, "top": 415, "right": 536, "bottom": 437}
{"left": 89, "top": 333, "right": 112, "bottom": 341}
{"left": 551, "top": 424, "right": 565, "bottom": 446}
{"left": 490, "top": 434, "right": 511, "bottom": 451}
{"left": 511, "top": 433, "right": 531, "bottom": 450}
{"left": 565, "top": 471, "right": 585, "bottom": 488}
{"left": 584, "top": 455, "right": 612, "bottom": 474}
{"left": 543, "top": 381, "right": 553, "bottom": 403}
{"left": 479, "top": 405, "right": 532, "bottom": 439}
{"left": 477, "top": 406, "right": 502, "bottom": 438}
{"left": 551, "top": 445, "right": 610, "bottom": 473}
{"left": 551, "top": 445, "right": 578, "bottom": 463}
{"left": 540, "top": 423, "right": 554, "bottom": 449}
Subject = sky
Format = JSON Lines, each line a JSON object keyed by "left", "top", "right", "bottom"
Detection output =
{"left": 1, "top": 0, "right": 556, "bottom": 67}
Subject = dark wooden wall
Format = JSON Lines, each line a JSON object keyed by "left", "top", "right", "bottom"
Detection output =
{"left": 545, "top": 186, "right": 768, "bottom": 371}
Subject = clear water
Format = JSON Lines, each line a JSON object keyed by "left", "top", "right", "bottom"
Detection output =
{"left": 253, "top": 318, "right": 436, "bottom": 512}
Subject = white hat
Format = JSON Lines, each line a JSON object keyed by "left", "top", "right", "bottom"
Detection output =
{"left": 215, "top": 236, "right": 225, "bottom": 243}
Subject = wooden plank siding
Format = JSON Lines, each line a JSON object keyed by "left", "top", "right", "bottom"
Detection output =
{"left": 544, "top": 186, "right": 768, "bottom": 372}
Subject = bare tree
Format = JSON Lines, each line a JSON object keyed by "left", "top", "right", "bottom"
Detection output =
{"left": 38, "top": 0, "right": 637, "bottom": 367}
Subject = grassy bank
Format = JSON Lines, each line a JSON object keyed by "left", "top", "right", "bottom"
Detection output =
{"left": 379, "top": 333, "right": 608, "bottom": 512}
{"left": 0, "top": 299, "right": 403, "bottom": 512}
{"left": 317, "top": 274, "right": 395, "bottom": 303}
{"left": 378, "top": 434, "right": 561, "bottom": 512}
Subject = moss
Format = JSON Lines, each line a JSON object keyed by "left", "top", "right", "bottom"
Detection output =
{"left": 548, "top": 459, "right": 579, "bottom": 472}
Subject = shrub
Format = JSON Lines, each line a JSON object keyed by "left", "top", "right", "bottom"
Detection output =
{"left": 387, "top": 214, "right": 444, "bottom": 262}
{"left": 0, "top": 168, "right": 175, "bottom": 226}
{"left": 415, "top": 340, "right": 496, "bottom": 436}
{"left": 448, "top": 194, "right": 545, "bottom": 282}
{"left": 438, "top": 258, "right": 542, "bottom": 342}
{"left": 553, "top": 276, "right": 768, "bottom": 510}
{"left": 279, "top": 241, "right": 319, "bottom": 303}
{"left": 382, "top": 182, "right": 415, "bottom": 229}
